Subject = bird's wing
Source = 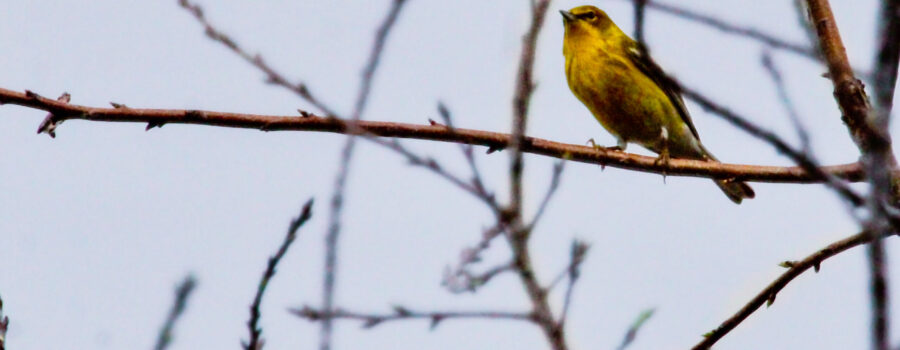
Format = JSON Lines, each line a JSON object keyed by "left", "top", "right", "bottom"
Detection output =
{"left": 624, "top": 41, "right": 700, "bottom": 141}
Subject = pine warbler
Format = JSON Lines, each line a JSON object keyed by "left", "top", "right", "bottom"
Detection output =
{"left": 561, "top": 5, "right": 754, "bottom": 204}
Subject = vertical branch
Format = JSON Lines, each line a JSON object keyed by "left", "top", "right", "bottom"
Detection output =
{"left": 320, "top": 1, "right": 408, "bottom": 350}
{"left": 632, "top": 0, "right": 648, "bottom": 44}
{"left": 351, "top": 1, "right": 408, "bottom": 121}
{"left": 558, "top": 240, "right": 589, "bottom": 327}
{"left": 866, "top": 220, "right": 891, "bottom": 350}
{"left": 0, "top": 295, "right": 7, "bottom": 350}
{"left": 868, "top": 2, "right": 900, "bottom": 350}
{"left": 244, "top": 199, "right": 314, "bottom": 350}
{"left": 508, "top": 1, "right": 565, "bottom": 350}
{"left": 761, "top": 52, "right": 811, "bottom": 151}
{"left": 805, "top": 0, "right": 884, "bottom": 159}
{"left": 154, "top": 275, "right": 197, "bottom": 350}
{"left": 509, "top": 0, "right": 551, "bottom": 220}
{"left": 806, "top": 1, "right": 897, "bottom": 350}
{"left": 873, "top": 0, "right": 900, "bottom": 115}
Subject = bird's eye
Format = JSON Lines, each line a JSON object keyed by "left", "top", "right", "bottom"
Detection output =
{"left": 580, "top": 12, "right": 596, "bottom": 20}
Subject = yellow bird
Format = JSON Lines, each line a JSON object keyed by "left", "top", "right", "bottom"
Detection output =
{"left": 560, "top": 5, "right": 754, "bottom": 204}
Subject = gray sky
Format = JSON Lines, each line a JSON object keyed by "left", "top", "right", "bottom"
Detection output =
{"left": 1, "top": 0, "right": 898, "bottom": 349}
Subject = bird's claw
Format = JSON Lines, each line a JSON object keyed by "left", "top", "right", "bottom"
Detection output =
{"left": 654, "top": 149, "right": 670, "bottom": 183}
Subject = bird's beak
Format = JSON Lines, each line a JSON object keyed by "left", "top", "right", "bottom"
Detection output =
{"left": 560, "top": 10, "right": 575, "bottom": 22}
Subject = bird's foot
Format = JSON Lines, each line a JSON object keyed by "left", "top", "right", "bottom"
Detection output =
{"left": 654, "top": 149, "right": 670, "bottom": 184}
{"left": 586, "top": 138, "right": 624, "bottom": 152}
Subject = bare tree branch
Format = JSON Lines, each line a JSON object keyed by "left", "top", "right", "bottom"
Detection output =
{"left": 692, "top": 230, "right": 892, "bottom": 349}
{"left": 154, "top": 275, "right": 197, "bottom": 350}
{"left": 443, "top": 260, "right": 515, "bottom": 294}
{"left": 0, "top": 295, "right": 7, "bottom": 350}
{"left": 805, "top": 2, "right": 897, "bottom": 350}
{"left": 509, "top": 0, "right": 550, "bottom": 222}
{"left": 506, "top": 1, "right": 567, "bottom": 349}
{"left": 761, "top": 51, "right": 811, "bottom": 152}
{"left": 321, "top": 2, "right": 408, "bottom": 349}
{"left": 372, "top": 136, "right": 500, "bottom": 210}
{"left": 527, "top": 160, "right": 565, "bottom": 232}
{"left": 632, "top": 0, "right": 648, "bottom": 44}
{"left": 805, "top": 0, "right": 886, "bottom": 162}
{"left": 617, "top": 309, "right": 655, "bottom": 350}
{"left": 872, "top": 0, "right": 900, "bottom": 115}
{"left": 1, "top": 87, "right": 873, "bottom": 184}
{"left": 244, "top": 199, "right": 314, "bottom": 350}
{"left": 866, "top": 1, "right": 900, "bottom": 349}
{"left": 292, "top": 305, "right": 534, "bottom": 329}
{"left": 177, "top": 0, "right": 338, "bottom": 117}
{"left": 679, "top": 85, "right": 865, "bottom": 206}
{"left": 558, "top": 240, "right": 589, "bottom": 327}
{"left": 436, "top": 102, "right": 494, "bottom": 205}
{"left": 443, "top": 225, "right": 511, "bottom": 293}
{"left": 617, "top": 0, "right": 817, "bottom": 61}
{"left": 792, "top": 0, "right": 823, "bottom": 60}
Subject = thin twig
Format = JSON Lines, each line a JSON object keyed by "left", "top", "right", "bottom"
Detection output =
{"left": 632, "top": 0, "right": 648, "bottom": 44}
{"left": 443, "top": 260, "right": 516, "bottom": 294}
{"left": 293, "top": 305, "right": 534, "bottom": 329}
{"left": 617, "top": 0, "right": 817, "bottom": 60}
{"left": 471, "top": 262, "right": 516, "bottom": 288}
{"left": 692, "top": 230, "right": 892, "bottom": 349}
{"left": 178, "top": 0, "right": 499, "bottom": 226}
{"left": 558, "top": 240, "right": 589, "bottom": 327}
{"left": 244, "top": 199, "right": 314, "bottom": 350}
{"left": 436, "top": 102, "right": 493, "bottom": 201}
{"left": 617, "top": 309, "right": 655, "bottom": 350}
{"left": 350, "top": 0, "right": 406, "bottom": 121}
{"left": 546, "top": 241, "right": 589, "bottom": 292}
{"left": 679, "top": 85, "right": 864, "bottom": 206}
{"left": 177, "top": 0, "right": 338, "bottom": 117}
{"left": 2, "top": 87, "right": 873, "bottom": 184}
{"left": 321, "top": 2, "right": 408, "bottom": 350}
{"left": 372, "top": 136, "right": 500, "bottom": 212}
{"left": 761, "top": 51, "right": 811, "bottom": 152}
{"left": 0, "top": 295, "right": 7, "bottom": 350}
{"left": 527, "top": 160, "right": 565, "bottom": 232}
{"left": 154, "top": 275, "right": 197, "bottom": 350}
{"left": 442, "top": 225, "right": 512, "bottom": 293}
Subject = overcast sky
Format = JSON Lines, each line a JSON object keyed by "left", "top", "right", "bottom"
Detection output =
{"left": 2, "top": 1, "right": 899, "bottom": 349}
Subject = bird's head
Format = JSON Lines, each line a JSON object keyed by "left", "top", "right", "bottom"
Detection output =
{"left": 560, "top": 6, "right": 618, "bottom": 42}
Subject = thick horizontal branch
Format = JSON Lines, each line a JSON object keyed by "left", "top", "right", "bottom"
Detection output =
{"left": 1, "top": 87, "right": 870, "bottom": 183}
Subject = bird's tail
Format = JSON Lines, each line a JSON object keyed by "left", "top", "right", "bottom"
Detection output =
{"left": 714, "top": 179, "right": 755, "bottom": 204}
{"left": 696, "top": 144, "right": 755, "bottom": 204}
